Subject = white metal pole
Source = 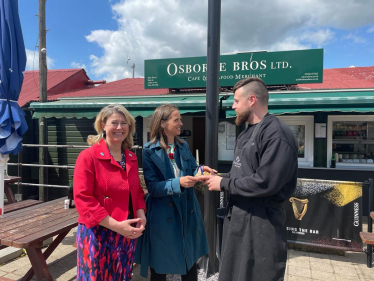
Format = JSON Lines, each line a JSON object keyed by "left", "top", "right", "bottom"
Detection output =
{"left": 0, "top": 164, "right": 4, "bottom": 216}
{"left": 0, "top": 154, "right": 9, "bottom": 216}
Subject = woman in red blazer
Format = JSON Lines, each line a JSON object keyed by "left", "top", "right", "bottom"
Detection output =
{"left": 74, "top": 104, "right": 146, "bottom": 281}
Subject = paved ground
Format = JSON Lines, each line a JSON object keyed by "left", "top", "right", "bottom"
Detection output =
{"left": 0, "top": 227, "right": 373, "bottom": 281}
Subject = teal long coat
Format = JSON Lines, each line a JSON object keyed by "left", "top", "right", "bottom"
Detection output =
{"left": 134, "top": 140, "right": 208, "bottom": 277}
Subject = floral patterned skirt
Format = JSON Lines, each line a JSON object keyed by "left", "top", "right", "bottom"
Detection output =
{"left": 77, "top": 223, "right": 136, "bottom": 281}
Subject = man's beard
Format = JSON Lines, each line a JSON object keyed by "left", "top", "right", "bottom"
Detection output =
{"left": 235, "top": 108, "right": 251, "bottom": 126}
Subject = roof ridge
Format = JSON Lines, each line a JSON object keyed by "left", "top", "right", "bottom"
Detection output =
{"left": 325, "top": 66, "right": 374, "bottom": 70}
{"left": 25, "top": 68, "right": 84, "bottom": 73}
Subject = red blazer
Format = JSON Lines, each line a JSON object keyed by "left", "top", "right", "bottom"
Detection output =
{"left": 73, "top": 139, "right": 146, "bottom": 228}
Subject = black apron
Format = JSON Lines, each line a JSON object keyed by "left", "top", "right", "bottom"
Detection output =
{"left": 219, "top": 118, "right": 287, "bottom": 281}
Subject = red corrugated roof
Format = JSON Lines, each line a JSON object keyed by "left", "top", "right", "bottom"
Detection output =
{"left": 19, "top": 69, "right": 91, "bottom": 107}
{"left": 20, "top": 66, "right": 374, "bottom": 107}
{"left": 51, "top": 77, "right": 168, "bottom": 100}
{"left": 55, "top": 66, "right": 371, "bottom": 99}
{"left": 297, "top": 66, "right": 374, "bottom": 90}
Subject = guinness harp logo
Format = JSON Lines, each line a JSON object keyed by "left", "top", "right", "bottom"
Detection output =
{"left": 289, "top": 197, "right": 309, "bottom": 220}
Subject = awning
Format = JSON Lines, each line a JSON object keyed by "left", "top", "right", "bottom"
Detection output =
{"left": 223, "top": 90, "right": 374, "bottom": 117}
{"left": 31, "top": 95, "right": 210, "bottom": 119}
{"left": 31, "top": 90, "right": 374, "bottom": 119}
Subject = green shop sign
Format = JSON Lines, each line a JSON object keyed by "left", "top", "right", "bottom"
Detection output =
{"left": 144, "top": 49, "right": 323, "bottom": 89}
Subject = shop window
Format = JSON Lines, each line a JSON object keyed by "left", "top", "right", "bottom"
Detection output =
{"left": 278, "top": 116, "right": 314, "bottom": 167}
{"left": 328, "top": 115, "right": 374, "bottom": 169}
{"left": 218, "top": 121, "right": 236, "bottom": 161}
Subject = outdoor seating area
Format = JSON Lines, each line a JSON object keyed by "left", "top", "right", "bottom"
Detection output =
{"left": 1, "top": 227, "right": 374, "bottom": 280}
{"left": 1, "top": 0, "right": 374, "bottom": 279}
{"left": 2, "top": 177, "right": 41, "bottom": 216}
{"left": 360, "top": 213, "right": 374, "bottom": 245}
{"left": 360, "top": 211, "right": 374, "bottom": 267}
{"left": 0, "top": 197, "right": 78, "bottom": 281}
{"left": 2, "top": 200, "right": 41, "bottom": 214}
{"left": 3, "top": 177, "right": 21, "bottom": 205}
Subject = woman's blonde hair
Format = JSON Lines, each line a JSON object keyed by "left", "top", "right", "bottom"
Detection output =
{"left": 149, "top": 104, "right": 183, "bottom": 151}
{"left": 87, "top": 104, "right": 136, "bottom": 150}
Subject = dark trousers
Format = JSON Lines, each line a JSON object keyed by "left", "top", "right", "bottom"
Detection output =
{"left": 150, "top": 263, "right": 197, "bottom": 281}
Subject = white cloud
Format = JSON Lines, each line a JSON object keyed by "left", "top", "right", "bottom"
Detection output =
{"left": 86, "top": 0, "right": 374, "bottom": 81}
{"left": 270, "top": 37, "right": 310, "bottom": 52}
{"left": 71, "top": 62, "right": 87, "bottom": 69}
{"left": 25, "top": 49, "right": 55, "bottom": 71}
{"left": 344, "top": 33, "right": 366, "bottom": 44}
{"left": 301, "top": 29, "right": 335, "bottom": 47}
{"left": 368, "top": 26, "right": 374, "bottom": 33}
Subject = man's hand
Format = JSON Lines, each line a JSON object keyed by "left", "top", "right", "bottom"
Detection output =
{"left": 199, "top": 175, "right": 222, "bottom": 191}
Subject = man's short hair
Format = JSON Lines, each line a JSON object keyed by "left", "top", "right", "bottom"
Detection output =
{"left": 232, "top": 77, "right": 269, "bottom": 106}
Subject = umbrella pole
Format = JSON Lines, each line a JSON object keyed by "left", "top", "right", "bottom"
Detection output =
{"left": 0, "top": 154, "right": 10, "bottom": 216}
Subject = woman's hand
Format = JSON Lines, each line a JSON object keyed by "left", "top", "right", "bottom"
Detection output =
{"left": 100, "top": 216, "right": 144, "bottom": 239}
{"left": 180, "top": 176, "right": 200, "bottom": 188}
{"left": 136, "top": 209, "right": 147, "bottom": 229}
{"left": 116, "top": 218, "right": 144, "bottom": 239}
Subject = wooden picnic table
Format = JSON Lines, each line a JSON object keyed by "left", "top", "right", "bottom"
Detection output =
{"left": 4, "top": 176, "right": 21, "bottom": 204}
{"left": 0, "top": 197, "right": 78, "bottom": 281}
{"left": 3, "top": 199, "right": 42, "bottom": 214}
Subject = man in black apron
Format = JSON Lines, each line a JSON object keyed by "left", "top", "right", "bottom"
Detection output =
{"left": 201, "top": 77, "right": 298, "bottom": 281}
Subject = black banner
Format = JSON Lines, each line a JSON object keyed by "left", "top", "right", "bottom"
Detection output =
{"left": 285, "top": 178, "right": 363, "bottom": 251}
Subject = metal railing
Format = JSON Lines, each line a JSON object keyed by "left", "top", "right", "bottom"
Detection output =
{"left": 7, "top": 144, "right": 143, "bottom": 195}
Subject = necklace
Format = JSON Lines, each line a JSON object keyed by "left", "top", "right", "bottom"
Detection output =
{"left": 108, "top": 146, "right": 126, "bottom": 170}
{"left": 167, "top": 143, "right": 180, "bottom": 177}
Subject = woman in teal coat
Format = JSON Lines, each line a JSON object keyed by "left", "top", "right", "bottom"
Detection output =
{"left": 135, "top": 104, "right": 213, "bottom": 281}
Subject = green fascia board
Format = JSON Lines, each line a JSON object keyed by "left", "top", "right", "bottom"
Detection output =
{"left": 31, "top": 96, "right": 208, "bottom": 109}
{"left": 33, "top": 108, "right": 206, "bottom": 119}
{"left": 226, "top": 107, "right": 374, "bottom": 117}
{"left": 224, "top": 91, "right": 374, "bottom": 117}
{"left": 32, "top": 91, "right": 374, "bottom": 119}
{"left": 32, "top": 109, "right": 156, "bottom": 119}
{"left": 31, "top": 96, "right": 210, "bottom": 119}
{"left": 222, "top": 91, "right": 374, "bottom": 109}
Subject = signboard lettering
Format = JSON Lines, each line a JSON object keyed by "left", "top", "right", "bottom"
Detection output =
{"left": 145, "top": 49, "right": 323, "bottom": 89}
{"left": 285, "top": 179, "right": 362, "bottom": 251}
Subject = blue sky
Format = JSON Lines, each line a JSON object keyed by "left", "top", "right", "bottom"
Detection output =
{"left": 19, "top": 0, "right": 117, "bottom": 72}
{"left": 19, "top": 0, "right": 374, "bottom": 82}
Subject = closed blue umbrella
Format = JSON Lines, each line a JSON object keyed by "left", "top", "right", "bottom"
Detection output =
{"left": 0, "top": 0, "right": 27, "bottom": 215}
{"left": 0, "top": 0, "right": 27, "bottom": 155}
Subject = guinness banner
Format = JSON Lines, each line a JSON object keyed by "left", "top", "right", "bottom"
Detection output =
{"left": 284, "top": 178, "right": 363, "bottom": 251}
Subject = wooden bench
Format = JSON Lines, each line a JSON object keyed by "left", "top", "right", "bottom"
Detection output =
{"left": 0, "top": 200, "right": 43, "bottom": 250}
{"left": 4, "top": 176, "right": 21, "bottom": 204}
{"left": 3, "top": 199, "right": 42, "bottom": 214}
{"left": 0, "top": 197, "right": 78, "bottom": 281}
{"left": 360, "top": 232, "right": 374, "bottom": 245}
{"left": 360, "top": 212, "right": 374, "bottom": 245}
